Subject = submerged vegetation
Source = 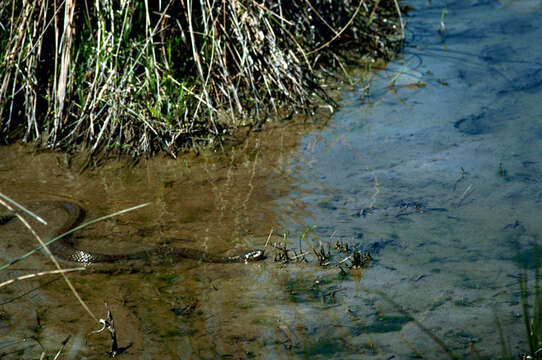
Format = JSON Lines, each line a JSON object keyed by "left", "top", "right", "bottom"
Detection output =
{"left": 0, "top": 0, "right": 404, "bottom": 158}
{"left": 510, "top": 245, "right": 542, "bottom": 359}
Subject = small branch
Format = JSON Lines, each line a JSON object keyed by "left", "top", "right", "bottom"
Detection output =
{"left": 0, "top": 267, "right": 85, "bottom": 289}
{"left": 307, "top": 0, "right": 365, "bottom": 56}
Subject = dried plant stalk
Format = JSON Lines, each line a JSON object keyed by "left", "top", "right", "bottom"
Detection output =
{"left": 0, "top": 0, "right": 404, "bottom": 158}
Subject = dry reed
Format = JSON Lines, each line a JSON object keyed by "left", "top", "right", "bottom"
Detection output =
{"left": 0, "top": 0, "right": 404, "bottom": 158}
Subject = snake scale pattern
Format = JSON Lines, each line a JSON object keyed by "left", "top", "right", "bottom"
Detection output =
{"left": 3, "top": 201, "right": 265, "bottom": 264}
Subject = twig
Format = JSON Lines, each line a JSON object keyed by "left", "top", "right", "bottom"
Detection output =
{"left": 0, "top": 267, "right": 85, "bottom": 289}
{"left": 263, "top": 228, "right": 274, "bottom": 250}
{"left": 392, "top": 0, "right": 405, "bottom": 41}
{"left": 90, "top": 304, "right": 120, "bottom": 356}
{"left": 375, "top": 290, "right": 461, "bottom": 359}
{"left": 307, "top": 0, "right": 365, "bottom": 56}
{"left": 457, "top": 184, "right": 473, "bottom": 207}
{"left": 53, "top": 335, "right": 71, "bottom": 360}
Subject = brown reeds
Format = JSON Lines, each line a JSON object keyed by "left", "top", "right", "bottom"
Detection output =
{"left": 0, "top": 0, "right": 404, "bottom": 158}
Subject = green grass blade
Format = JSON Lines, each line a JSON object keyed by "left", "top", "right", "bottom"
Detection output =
{"left": 0, "top": 202, "right": 151, "bottom": 271}
{"left": 0, "top": 193, "right": 47, "bottom": 225}
{"left": 519, "top": 266, "right": 535, "bottom": 355}
{"left": 494, "top": 310, "right": 512, "bottom": 359}
{"left": 534, "top": 242, "right": 541, "bottom": 352}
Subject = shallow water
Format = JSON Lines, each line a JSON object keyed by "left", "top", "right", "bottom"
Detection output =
{"left": 2, "top": 0, "right": 542, "bottom": 358}
{"left": 273, "top": 0, "right": 542, "bottom": 357}
{"left": 0, "top": 122, "right": 320, "bottom": 359}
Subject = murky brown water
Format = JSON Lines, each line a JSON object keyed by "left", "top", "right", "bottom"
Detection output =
{"left": 0, "top": 118, "right": 331, "bottom": 359}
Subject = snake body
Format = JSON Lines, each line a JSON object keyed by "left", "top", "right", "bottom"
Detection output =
{"left": 5, "top": 201, "right": 265, "bottom": 264}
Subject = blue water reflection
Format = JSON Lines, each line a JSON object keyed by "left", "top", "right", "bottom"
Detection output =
{"left": 276, "top": 0, "right": 542, "bottom": 357}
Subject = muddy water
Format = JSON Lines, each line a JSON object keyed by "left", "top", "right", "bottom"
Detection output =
{"left": 0, "top": 121, "right": 325, "bottom": 358}
{"left": 2, "top": 1, "right": 542, "bottom": 359}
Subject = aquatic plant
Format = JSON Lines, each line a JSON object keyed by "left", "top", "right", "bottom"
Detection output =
{"left": 376, "top": 253, "right": 542, "bottom": 359}
{"left": 516, "top": 246, "right": 542, "bottom": 359}
{"left": 0, "top": 0, "right": 404, "bottom": 159}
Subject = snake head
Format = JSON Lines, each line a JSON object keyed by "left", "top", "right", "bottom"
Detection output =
{"left": 243, "top": 249, "right": 266, "bottom": 262}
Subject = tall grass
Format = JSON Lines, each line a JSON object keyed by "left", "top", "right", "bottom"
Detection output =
{"left": 0, "top": 0, "right": 404, "bottom": 158}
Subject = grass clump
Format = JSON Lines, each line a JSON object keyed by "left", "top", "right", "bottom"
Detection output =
{"left": 0, "top": 0, "right": 404, "bottom": 158}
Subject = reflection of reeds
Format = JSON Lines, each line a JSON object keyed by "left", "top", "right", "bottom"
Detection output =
{"left": 0, "top": 0, "right": 404, "bottom": 158}
{"left": 495, "top": 310, "right": 513, "bottom": 359}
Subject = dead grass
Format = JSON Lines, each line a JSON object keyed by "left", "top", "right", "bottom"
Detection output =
{"left": 0, "top": 0, "right": 404, "bottom": 159}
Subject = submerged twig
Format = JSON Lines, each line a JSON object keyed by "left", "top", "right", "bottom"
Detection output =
{"left": 375, "top": 290, "right": 461, "bottom": 359}
{"left": 457, "top": 184, "right": 473, "bottom": 207}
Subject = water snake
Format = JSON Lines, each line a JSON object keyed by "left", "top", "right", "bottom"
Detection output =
{"left": 2, "top": 201, "right": 265, "bottom": 264}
